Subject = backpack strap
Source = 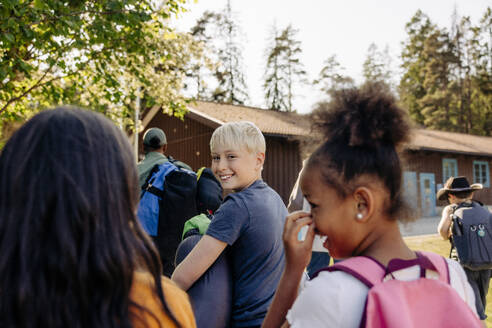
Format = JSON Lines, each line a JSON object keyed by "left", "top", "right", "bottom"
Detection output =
{"left": 140, "top": 162, "right": 177, "bottom": 198}
{"left": 416, "top": 251, "right": 450, "bottom": 284}
{"left": 313, "top": 252, "right": 450, "bottom": 287}
{"left": 141, "top": 164, "right": 162, "bottom": 198}
{"left": 167, "top": 155, "right": 192, "bottom": 171}
{"left": 314, "top": 256, "right": 386, "bottom": 288}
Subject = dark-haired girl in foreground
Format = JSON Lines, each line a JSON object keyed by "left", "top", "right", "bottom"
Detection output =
{"left": 262, "top": 83, "right": 478, "bottom": 328}
{"left": 0, "top": 107, "right": 196, "bottom": 328}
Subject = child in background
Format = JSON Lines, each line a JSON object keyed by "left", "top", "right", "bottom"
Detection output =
{"left": 172, "top": 121, "right": 287, "bottom": 328}
{"left": 437, "top": 176, "right": 490, "bottom": 320}
{"left": 0, "top": 107, "right": 195, "bottom": 327}
{"left": 262, "top": 83, "right": 478, "bottom": 328}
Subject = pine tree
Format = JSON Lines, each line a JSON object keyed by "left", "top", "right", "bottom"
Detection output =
{"left": 262, "top": 24, "right": 306, "bottom": 111}
{"left": 362, "top": 43, "right": 393, "bottom": 91}
{"left": 187, "top": 1, "right": 249, "bottom": 105}
{"left": 418, "top": 29, "right": 456, "bottom": 131}
{"left": 211, "top": 0, "right": 249, "bottom": 105}
{"left": 469, "top": 7, "right": 492, "bottom": 135}
{"left": 400, "top": 7, "right": 492, "bottom": 136}
{"left": 262, "top": 24, "right": 306, "bottom": 112}
{"left": 313, "top": 55, "right": 354, "bottom": 97}
{"left": 399, "top": 10, "right": 439, "bottom": 125}
{"left": 187, "top": 11, "right": 222, "bottom": 100}
{"left": 263, "top": 24, "right": 287, "bottom": 111}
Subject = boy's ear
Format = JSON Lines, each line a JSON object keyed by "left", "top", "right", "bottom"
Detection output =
{"left": 255, "top": 152, "right": 265, "bottom": 170}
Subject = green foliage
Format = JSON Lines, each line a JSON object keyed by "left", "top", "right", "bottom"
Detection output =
{"left": 0, "top": 0, "right": 200, "bottom": 129}
{"left": 313, "top": 54, "right": 354, "bottom": 97}
{"left": 263, "top": 24, "right": 306, "bottom": 112}
{"left": 399, "top": 7, "right": 492, "bottom": 136}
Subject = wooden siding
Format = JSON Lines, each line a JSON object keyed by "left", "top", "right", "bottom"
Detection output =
{"left": 138, "top": 114, "right": 302, "bottom": 205}
{"left": 263, "top": 137, "right": 302, "bottom": 204}
{"left": 403, "top": 150, "right": 492, "bottom": 206}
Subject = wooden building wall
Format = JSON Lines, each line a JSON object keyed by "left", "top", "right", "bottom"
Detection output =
{"left": 263, "top": 136, "right": 302, "bottom": 204}
{"left": 138, "top": 114, "right": 302, "bottom": 204}
{"left": 403, "top": 150, "right": 492, "bottom": 206}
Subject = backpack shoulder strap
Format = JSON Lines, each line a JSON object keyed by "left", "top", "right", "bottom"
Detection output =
{"left": 167, "top": 155, "right": 192, "bottom": 171}
{"left": 453, "top": 201, "right": 473, "bottom": 214}
{"left": 314, "top": 256, "right": 386, "bottom": 288}
{"left": 415, "top": 251, "right": 449, "bottom": 284}
{"left": 140, "top": 162, "right": 177, "bottom": 198}
{"left": 142, "top": 164, "right": 161, "bottom": 191}
{"left": 314, "top": 253, "right": 450, "bottom": 288}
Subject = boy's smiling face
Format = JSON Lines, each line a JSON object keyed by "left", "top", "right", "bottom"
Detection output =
{"left": 211, "top": 144, "right": 264, "bottom": 192}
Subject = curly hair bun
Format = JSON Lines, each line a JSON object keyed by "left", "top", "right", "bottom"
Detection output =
{"left": 311, "top": 82, "right": 411, "bottom": 149}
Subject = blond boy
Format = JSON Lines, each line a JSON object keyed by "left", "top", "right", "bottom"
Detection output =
{"left": 172, "top": 121, "right": 287, "bottom": 328}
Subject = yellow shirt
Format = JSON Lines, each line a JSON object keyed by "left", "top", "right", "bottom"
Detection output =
{"left": 130, "top": 272, "right": 196, "bottom": 328}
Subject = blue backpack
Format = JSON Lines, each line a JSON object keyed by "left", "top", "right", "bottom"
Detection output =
{"left": 452, "top": 201, "right": 492, "bottom": 270}
{"left": 138, "top": 161, "right": 198, "bottom": 276}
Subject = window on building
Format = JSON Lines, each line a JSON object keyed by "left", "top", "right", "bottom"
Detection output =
{"left": 473, "top": 161, "right": 490, "bottom": 188}
{"left": 442, "top": 158, "right": 458, "bottom": 183}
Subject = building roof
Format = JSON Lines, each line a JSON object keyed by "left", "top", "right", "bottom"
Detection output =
{"left": 408, "top": 129, "right": 492, "bottom": 157}
{"left": 186, "top": 101, "right": 310, "bottom": 137}
{"left": 143, "top": 101, "right": 492, "bottom": 157}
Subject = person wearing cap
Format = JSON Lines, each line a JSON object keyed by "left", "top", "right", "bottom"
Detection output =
{"left": 437, "top": 176, "right": 490, "bottom": 320}
{"left": 138, "top": 127, "right": 192, "bottom": 188}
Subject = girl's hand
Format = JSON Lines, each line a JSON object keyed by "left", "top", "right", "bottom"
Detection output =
{"left": 283, "top": 211, "right": 315, "bottom": 272}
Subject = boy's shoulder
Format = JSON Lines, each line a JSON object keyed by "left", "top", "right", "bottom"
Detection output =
{"left": 230, "top": 180, "right": 281, "bottom": 201}
{"left": 228, "top": 180, "right": 286, "bottom": 214}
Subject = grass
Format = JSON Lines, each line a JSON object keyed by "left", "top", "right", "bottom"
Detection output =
{"left": 404, "top": 234, "right": 491, "bottom": 327}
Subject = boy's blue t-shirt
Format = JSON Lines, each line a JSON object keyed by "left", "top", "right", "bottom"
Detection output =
{"left": 206, "top": 179, "right": 287, "bottom": 327}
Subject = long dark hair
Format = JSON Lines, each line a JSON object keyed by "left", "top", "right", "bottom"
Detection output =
{"left": 307, "top": 82, "right": 414, "bottom": 222}
{"left": 0, "top": 107, "right": 180, "bottom": 327}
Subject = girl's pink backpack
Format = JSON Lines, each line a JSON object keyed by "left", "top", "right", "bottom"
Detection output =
{"left": 317, "top": 251, "right": 482, "bottom": 328}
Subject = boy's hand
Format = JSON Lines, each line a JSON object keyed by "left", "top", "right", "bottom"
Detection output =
{"left": 283, "top": 211, "right": 315, "bottom": 272}
{"left": 443, "top": 205, "right": 454, "bottom": 220}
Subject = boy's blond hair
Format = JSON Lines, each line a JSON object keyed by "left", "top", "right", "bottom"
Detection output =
{"left": 210, "top": 121, "right": 266, "bottom": 154}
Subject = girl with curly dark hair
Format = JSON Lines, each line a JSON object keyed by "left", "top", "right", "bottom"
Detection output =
{"left": 0, "top": 107, "right": 196, "bottom": 328}
{"left": 262, "top": 83, "right": 479, "bottom": 328}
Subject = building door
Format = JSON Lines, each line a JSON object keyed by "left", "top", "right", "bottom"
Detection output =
{"left": 420, "top": 173, "right": 436, "bottom": 217}
{"left": 403, "top": 171, "right": 418, "bottom": 211}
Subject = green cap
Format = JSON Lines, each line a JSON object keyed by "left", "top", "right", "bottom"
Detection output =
{"left": 143, "top": 127, "right": 167, "bottom": 148}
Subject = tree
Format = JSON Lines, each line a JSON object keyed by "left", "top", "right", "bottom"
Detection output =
{"left": 263, "top": 24, "right": 287, "bottom": 111}
{"left": 418, "top": 28, "right": 456, "bottom": 131}
{"left": 186, "top": 11, "right": 221, "bottom": 100}
{"left": 454, "top": 8, "right": 492, "bottom": 135}
{"left": 399, "top": 10, "right": 440, "bottom": 126}
{"left": 277, "top": 24, "right": 307, "bottom": 112}
{"left": 313, "top": 55, "right": 354, "bottom": 97}
{"left": 193, "top": 1, "right": 249, "bottom": 105}
{"left": 362, "top": 43, "right": 393, "bottom": 90}
{"left": 399, "top": 7, "right": 492, "bottom": 135}
{"left": 0, "top": 0, "right": 195, "bottom": 125}
{"left": 262, "top": 23, "right": 307, "bottom": 111}
{"left": 469, "top": 7, "right": 492, "bottom": 135}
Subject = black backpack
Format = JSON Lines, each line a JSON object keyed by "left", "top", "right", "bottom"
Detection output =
{"left": 451, "top": 201, "right": 492, "bottom": 270}
{"left": 138, "top": 161, "right": 198, "bottom": 277}
{"left": 137, "top": 163, "right": 222, "bottom": 277}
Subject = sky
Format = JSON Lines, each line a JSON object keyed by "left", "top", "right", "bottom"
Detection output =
{"left": 172, "top": 0, "right": 491, "bottom": 114}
